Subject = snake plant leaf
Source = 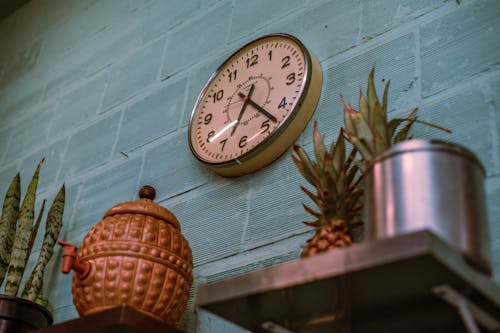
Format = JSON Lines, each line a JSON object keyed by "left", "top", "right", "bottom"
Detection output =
{"left": 5, "top": 159, "right": 43, "bottom": 296}
{"left": 0, "top": 173, "right": 21, "bottom": 285}
{"left": 22, "top": 184, "right": 65, "bottom": 302}
{"left": 26, "top": 200, "right": 46, "bottom": 264}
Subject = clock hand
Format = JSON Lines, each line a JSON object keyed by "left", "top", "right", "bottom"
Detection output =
{"left": 237, "top": 92, "right": 278, "bottom": 123}
{"left": 208, "top": 120, "right": 238, "bottom": 142}
{"left": 231, "top": 84, "right": 255, "bottom": 136}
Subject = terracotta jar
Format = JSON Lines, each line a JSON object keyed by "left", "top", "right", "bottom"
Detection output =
{"left": 59, "top": 186, "right": 193, "bottom": 325}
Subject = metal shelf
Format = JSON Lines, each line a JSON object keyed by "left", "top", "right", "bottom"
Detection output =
{"left": 197, "top": 231, "right": 500, "bottom": 333}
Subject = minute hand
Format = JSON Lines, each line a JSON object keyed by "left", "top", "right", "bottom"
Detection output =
{"left": 237, "top": 93, "right": 277, "bottom": 123}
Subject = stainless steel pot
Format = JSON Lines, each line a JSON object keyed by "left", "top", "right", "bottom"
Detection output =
{"left": 364, "top": 139, "right": 490, "bottom": 273}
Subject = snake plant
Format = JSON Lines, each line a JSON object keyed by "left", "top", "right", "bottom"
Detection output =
{"left": 0, "top": 159, "right": 65, "bottom": 309}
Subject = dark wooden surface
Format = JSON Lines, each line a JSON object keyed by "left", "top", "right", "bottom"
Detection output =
{"left": 29, "top": 305, "right": 185, "bottom": 333}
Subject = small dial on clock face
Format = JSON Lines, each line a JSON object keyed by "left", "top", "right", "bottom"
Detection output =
{"left": 189, "top": 35, "right": 310, "bottom": 165}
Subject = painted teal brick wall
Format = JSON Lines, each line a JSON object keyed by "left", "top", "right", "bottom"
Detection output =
{"left": 0, "top": 0, "right": 498, "bottom": 331}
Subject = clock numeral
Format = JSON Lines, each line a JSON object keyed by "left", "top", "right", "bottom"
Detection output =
{"left": 246, "top": 54, "right": 258, "bottom": 68}
{"left": 212, "top": 89, "right": 224, "bottom": 103}
{"left": 204, "top": 113, "right": 213, "bottom": 125}
{"left": 286, "top": 73, "right": 296, "bottom": 86}
{"left": 278, "top": 97, "right": 287, "bottom": 109}
{"left": 261, "top": 119, "right": 270, "bottom": 133}
{"left": 228, "top": 69, "right": 237, "bottom": 82}
{"left": 239, "top": 136, "right": 248, "bottom": 148}
{"left": 281, "top": 56, "right": 290, "bottom": 69}
{"left": 268, "top": 50, "right": 272, "bottom": 61}
{"left": 219, "top": 138, "right": 228, "bottom": 151}
{"left": 207, "top": 130, "right": 215, "bottom": 142}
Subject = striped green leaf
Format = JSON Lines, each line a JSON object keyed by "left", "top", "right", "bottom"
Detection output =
{"left": 0, "top": 173, "right": 21, "bottom": 285}
{"left": 5, "top": 159, "right": 43, "bottom": 296}
{"left": 23, "top": 185, "right": 65, "bottom": 302}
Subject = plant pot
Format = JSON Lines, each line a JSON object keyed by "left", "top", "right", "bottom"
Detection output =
{"left": 0, "top": 294, "right": 52, "bottom": 332}
{"left": 363, "top": 139, "right": 491, "bottom": 273}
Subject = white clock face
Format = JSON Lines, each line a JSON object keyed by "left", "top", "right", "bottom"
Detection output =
{"left": 188, "top": 34, "right": 321, "bottom": 176}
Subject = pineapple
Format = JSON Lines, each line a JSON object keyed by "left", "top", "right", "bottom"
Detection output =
{"left": 342, "top": 67, "right": 451, "bottom": 170}
{"left": 292, "top": 121, "right": 363, "bottom": 258}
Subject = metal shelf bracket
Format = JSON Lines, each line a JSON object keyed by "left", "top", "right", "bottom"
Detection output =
{"left": 432, "top": 284, "right": 500, "bottom": 333}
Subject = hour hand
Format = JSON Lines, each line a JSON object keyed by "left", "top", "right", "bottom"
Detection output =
{"left": 237, "top": 93, "right": 277, "bottom": 123}
{"left": 231, "top": 84, "right": 255, "bottom": 136}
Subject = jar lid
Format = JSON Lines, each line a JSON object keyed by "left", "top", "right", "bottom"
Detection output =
{"left": 103, "top": 186, "right": 180, "bottom": 229}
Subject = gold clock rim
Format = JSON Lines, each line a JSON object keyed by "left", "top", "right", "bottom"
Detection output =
{"left": 188, "top": 33, "right": 322, "bottom": 176}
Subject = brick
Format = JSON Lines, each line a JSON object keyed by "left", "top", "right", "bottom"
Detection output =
{"left": 0, "top": 39, "right": 42, "bottom": 91}
{"left": 310, "top": 33, "right": 417, "bottom": 143}
{"left": 270, "top": 0, "right": 361, "bottom": 61}
{"left": 20, "top": 138, "right": 68, "bottom": 192}
{"left": 487, "top": 75, "right": 500, "bottom": 171}
{"left": 160, "top": 2, "right": 232, "bottom": 79}
{"left": 115, "top": 78, "right": 187, "bottom": 154}
{"left": 141, "top": 0, "right": 202, "bottom": 42}
{"left": 59, "top": 112, "right": 120, "bottom": 180}
{"left": 43, "top": 64, "right": 88, "bottom": 103}
{"left": 415, "top": 84, "right": 494, "bottom": 175}
{"left": 362, "top": 0, "right": 444, "bottom": 38}
{"left": 0, "top": 130, "right": 11, "bottom": 163}
{"left": 39, "top": 2, "right": 112, "bottom": 64}
{"left": 167, "top": 183, "right": 249, "bottom": 266}
{"left": 421, "top": 0, "right": 500, "bottom": 97}
{"left": 84, "top": 26, "right": 144, "bottom": 77}
{"left": 102, "top": 39, "right": 164, "bottom": 109}
{"left": 141, "top": 129, "right": 209, "bottom": 200}
{"left": 50, "top": 73, "right": 107, "bottom": 137}
{"left": 197, "top": 310, "right": 250, "bottom": 333}
{"left": 69, "top": 157, "right": 142, "bottom": 234}
{"left": 196, "top": 237, "right": 303, "bottom": 283}
{"left": 4, "top": 103, "right": 54, "bottom": 161}
{"left": 244, "top": 171, "right": 310, "bottom": 250}
{"left": 0, "top": 87, "right": 43, "bottom": 123}
{"left": 52, "top": 304, "right": 79, "bottom": 324}
{"left": 229, "top": 0, "right": 304, "bottom": 41}
{"left": 486, "top": 175, "right": 500, "bottom": 283}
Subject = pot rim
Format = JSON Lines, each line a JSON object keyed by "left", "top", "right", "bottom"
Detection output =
{"left": 366, "top": 139, "right": 486, "bottom": 175}
{"left": 0, "top": 294, "right": 53, "bottom": 325}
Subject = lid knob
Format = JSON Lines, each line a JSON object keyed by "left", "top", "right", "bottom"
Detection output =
{"left": 139, "top": 185, "right": 156, "bottom": 201}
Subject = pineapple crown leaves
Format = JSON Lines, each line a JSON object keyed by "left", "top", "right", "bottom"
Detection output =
{"left": 292, "top": 121, "right": 363, "bottom": 230}
{"left": 342, "top": 66, "right": 451, "bottom": 168}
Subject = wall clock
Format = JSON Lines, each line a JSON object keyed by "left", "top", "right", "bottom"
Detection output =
{"left": 188, "top": 33, "right": 322, "bottom": 177}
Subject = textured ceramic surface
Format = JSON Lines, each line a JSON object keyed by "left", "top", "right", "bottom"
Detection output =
{"left": 66, "top": 186, "right": 193, "bottom": 325}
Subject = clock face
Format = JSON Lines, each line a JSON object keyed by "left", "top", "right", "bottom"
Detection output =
{"left": 188, "top": 34, "right": 322, "bottom": 177}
